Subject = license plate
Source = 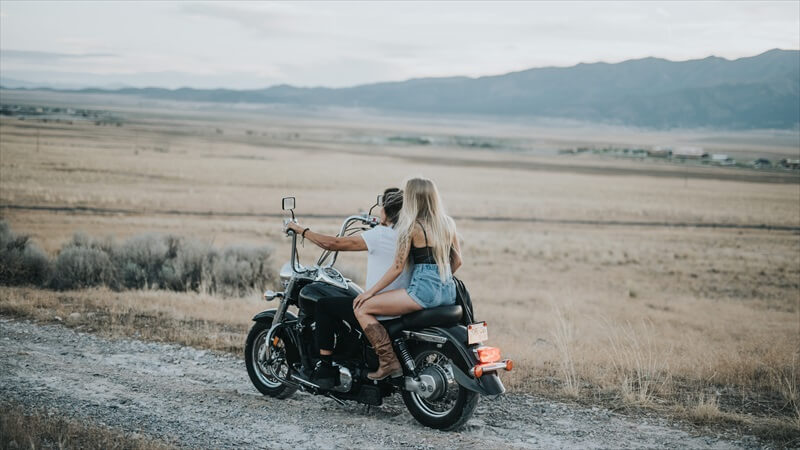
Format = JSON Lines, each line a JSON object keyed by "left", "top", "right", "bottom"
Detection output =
{"left": 467, "top": 322, "right": 488, "bottom": 345}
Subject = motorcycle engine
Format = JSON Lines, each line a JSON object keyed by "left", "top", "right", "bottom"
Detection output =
{"left": 332, "top": 365, "right": 353, "bottom": 393}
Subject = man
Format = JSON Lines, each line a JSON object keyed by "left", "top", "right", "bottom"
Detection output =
{"left": 285, "top": 188, "right": 410, "bottom": 388}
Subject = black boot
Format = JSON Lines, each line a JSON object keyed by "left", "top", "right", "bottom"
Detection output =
{"left": 311, "top": 355, "right": 339, "bottom": 390}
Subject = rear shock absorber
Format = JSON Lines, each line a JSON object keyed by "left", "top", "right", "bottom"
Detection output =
{"left": 393, "top": 339, "right": 415, "bottom": 372}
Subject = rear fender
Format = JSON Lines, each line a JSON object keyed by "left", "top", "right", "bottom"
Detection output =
{"left": 422, "top": 325, "right": 506, "bottom": 396}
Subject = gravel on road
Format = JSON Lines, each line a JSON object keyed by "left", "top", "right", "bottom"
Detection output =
{"left": 0, "top": 318, "right": 762, "bottom": 449}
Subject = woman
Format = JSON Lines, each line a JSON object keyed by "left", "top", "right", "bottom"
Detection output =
{"left": 286, "top": 188, "right": 410, "bottom": 388}
{"left": 353, "top": 177, "right": 462, "bottom": 380}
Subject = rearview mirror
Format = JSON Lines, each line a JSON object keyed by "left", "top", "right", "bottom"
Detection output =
{"left": 377, "top": 194, "right": 384, "bottom": 206}
{"left": 282, "top": 197, "right": 295, "bottom": 211}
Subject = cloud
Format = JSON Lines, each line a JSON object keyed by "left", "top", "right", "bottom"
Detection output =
{"left": 176, "top": 2, "right": 300, "bottom": 37}
{"left": 1, "top": 1, "right": 797, "bottom": 89}
{"left": 0, "top": 68, "right": 284, "bottom": 90}
{"left": 1, "top": 49, "right": 118, "bottom": 62}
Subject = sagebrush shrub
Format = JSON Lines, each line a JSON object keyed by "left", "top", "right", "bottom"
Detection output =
{"left": 63, "top": 231, "right": 116, "bottom": 254}
{"left": 114, "top": 233, "right": 171, "bottom": 289}
{"left": 160, "top": 240, "right": 216, "bottom": 292}
{"left": 0, "top": 222, "right": 277, "bottom": 297}
{"left": 50, "top": 246, "right": 116, "bottom": 290}
{"left": 0, "top": 221, "right": 52, "bottom": 286}
{"left": 212, "top": 244, "right": 274, "bottom": 297}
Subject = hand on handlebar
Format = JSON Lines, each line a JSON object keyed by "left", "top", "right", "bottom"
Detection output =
{"left": 283, "top": 218, "right": 299, "bottom": 235}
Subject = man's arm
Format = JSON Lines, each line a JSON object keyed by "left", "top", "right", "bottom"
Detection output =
{"left": 287, "top": 223, "right": 367, "bottom": 252}
{"left": 305, "top": 230, "right": 367, "bottom": 252}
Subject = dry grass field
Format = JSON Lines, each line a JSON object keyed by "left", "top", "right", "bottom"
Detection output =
{"left": 1, "top": 89, "right": 799, "bottom": 443}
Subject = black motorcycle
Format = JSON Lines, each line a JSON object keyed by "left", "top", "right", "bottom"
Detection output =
{"left": 244, "top": 196, "right": 512, "bottom": 430}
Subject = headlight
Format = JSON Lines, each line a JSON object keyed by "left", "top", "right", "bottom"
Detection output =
{"left": 279, "top": 261, "right": 293, "bottom": 287}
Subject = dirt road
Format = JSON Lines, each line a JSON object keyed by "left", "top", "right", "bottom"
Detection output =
{"left": 0, "top": 318, "right": 761, "bottom": 449}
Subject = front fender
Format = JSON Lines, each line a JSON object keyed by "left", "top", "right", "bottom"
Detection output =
{"left": 252, "top": 309, "right": 298, "bottom": 324}
{"left": 425, "top": 325, "right": 506, "bottom": 396}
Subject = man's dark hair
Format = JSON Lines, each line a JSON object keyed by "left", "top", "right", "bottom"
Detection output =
{"left": 383, "top": 187, "right": 403, "bottom": 225}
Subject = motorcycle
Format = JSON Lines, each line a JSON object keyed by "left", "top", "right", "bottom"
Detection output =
{"left": 244, "top": 195, "right": 512, "bottom": 430}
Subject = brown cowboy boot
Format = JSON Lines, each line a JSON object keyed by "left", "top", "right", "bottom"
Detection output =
{"left": 363, "top": 323, "right": 403, "bottom": 380}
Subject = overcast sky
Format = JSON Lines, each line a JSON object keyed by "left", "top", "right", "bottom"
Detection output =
{"left": 1, "top": 1, "right": 798, "bottom": 89}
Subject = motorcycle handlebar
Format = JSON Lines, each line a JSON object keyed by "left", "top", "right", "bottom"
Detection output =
{"left": 284, "top": 209, "right": 379, "bottom": 272}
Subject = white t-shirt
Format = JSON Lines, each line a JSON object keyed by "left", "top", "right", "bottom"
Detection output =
{"left": 360, "top": 225, "right": 413, "bottom": 320}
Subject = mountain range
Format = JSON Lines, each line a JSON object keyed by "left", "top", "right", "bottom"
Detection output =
{"left": 2, "top": 49, "right": 798, "bottom": 130}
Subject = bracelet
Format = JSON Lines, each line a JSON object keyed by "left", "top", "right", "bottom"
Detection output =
{"left": 301, "top": 228, "right": 310, "bottom": 238}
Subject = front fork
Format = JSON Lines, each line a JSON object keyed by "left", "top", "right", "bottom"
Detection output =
{"left": 264, "top": 279, "right": 299, "bottom": 376}
{"left": 265, "top": 273, "right": 296, "bottom": 358}
{"left": 271, "top": 278, "right": 295, "bottom": 325}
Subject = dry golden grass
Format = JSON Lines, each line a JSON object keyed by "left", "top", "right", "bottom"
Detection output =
{"left": 0, "top": 400, "right": 173, "bottom": 450}
{"left": 1, "top": 90, "right": 799, "bottom": 443}
{"left": 0, "top": 287, "right": 260, "bottom": 353}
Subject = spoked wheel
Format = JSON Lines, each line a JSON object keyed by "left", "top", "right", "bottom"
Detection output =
{"left": 245, "top": 321, "right": 297, "bottom": 399}
{"left": 401, "top": 344, "right": 479, "bottom": 430}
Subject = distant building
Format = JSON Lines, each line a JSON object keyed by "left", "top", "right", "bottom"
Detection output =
{"left": 648, "top": 146, "right": 672, "bottom": 157}
{"left": 710, "top": 154, "right": 736, "bottom": 166}
{"left": 672, "top": 146, "right": 706, "bottom": 159}
{"left": 779, "top": 159, "right": 800, "bottom": 170}
{"left": 751, "top": 158, "right": 771, "bottom": 168}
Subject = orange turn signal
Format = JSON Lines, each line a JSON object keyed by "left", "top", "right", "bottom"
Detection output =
{"left": 476, "top": 346, "right": 502, "bottom": 364}
{"left": 473, "top": 365, "right": 484, "bottom": 378}
{"left": 505, "top": 359, "right": 514, "bottom": 371}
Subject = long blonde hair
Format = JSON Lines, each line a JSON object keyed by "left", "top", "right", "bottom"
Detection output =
{"left": 395, "top": 177, "right": 457, "bottom": 280}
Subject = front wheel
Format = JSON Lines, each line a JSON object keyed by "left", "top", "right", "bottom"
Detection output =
{"left": 245, "top": 320, "right": 297, "bottom": 399}
{"left": 401, "top": 343, "right": 479, "bottom": 430}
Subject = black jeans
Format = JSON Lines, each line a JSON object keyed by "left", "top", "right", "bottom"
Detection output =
{"left": 315, "top": 296, "right": 360, "bottom": 351}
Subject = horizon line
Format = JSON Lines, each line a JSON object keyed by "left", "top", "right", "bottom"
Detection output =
{"left": 0, "top": 47, "right": 797, "bottom": 92}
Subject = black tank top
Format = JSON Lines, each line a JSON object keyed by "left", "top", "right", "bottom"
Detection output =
{"left": 410, "top": 221, "right": 436, "bottom": 264}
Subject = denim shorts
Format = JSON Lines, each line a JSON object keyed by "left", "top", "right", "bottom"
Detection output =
{"left": 407, "top": 264, "right": 456, "bottom": 309}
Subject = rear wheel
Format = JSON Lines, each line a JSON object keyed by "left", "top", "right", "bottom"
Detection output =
{"left": 245, "top": 320, "right": 297, "bottom": 399}
{"left": 401, "top": 343, "right": 479, "bottom": 430}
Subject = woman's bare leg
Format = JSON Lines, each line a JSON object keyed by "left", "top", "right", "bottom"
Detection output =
{"left": 353, "top": 288, "right": 422, "bottom": 331}
{"left": 354, "top": 289, "right": 421, "bottom": 379}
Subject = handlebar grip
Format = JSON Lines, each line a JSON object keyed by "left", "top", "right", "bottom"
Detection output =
{"left": 283, "top": 218, "right": 297, "bottom": 236}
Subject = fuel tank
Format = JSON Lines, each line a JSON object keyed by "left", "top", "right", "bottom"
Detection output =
{"left": 298, "top": 281, "right": 360, "bottom": 312}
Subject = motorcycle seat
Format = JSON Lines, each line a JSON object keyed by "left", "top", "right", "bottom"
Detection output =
{"left": 383, "top": 305, "right": 463, "bottom": 337}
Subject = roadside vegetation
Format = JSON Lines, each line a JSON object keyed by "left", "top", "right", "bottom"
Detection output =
{"left": 1, "top": 221, "right": 275, "bottom": 297}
